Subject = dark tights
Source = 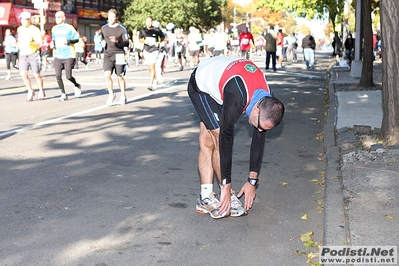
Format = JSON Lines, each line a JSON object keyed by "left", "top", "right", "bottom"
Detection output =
{"left": 53, "top": 58, "right": 80, "bottom": 94}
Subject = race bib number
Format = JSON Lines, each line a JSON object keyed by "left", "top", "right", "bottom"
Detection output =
{"left": 55, "top": 37, "right": 67, "bottom": 48}
{"left": 145, "top": 37, "right": 156, "bottom": 46}
{"left": 241, "top": 38, "right": 249, "bottom": 45}
{"left": 115, "top": 53, "right": 126, "bottom": 65}
{"left": 175, "top": 45, "right": 183, "bottom": 53}
{"left": 231, "top": 40, "right": 239, "bottom": 46}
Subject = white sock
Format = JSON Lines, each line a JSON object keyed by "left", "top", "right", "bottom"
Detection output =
{"left": 201, "top": 184, "right": 213, "bottom": 199}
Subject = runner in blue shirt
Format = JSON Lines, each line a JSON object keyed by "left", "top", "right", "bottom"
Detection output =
{"left": 51, "top": 11, "right": 82, "bottom": 101}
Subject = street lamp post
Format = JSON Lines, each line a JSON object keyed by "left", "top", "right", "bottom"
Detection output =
{"left": 32, "top": 0, "right": 48, "bottom": 32}
{"left": 351, "top": 0, "right": 362, "bottom": 77}
{"left": 232, "top": 0, "right": 253, "bottom": 30}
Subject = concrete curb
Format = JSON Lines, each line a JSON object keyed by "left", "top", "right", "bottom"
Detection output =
{"left": 323, "top": 69, "right": 348, "bottom": 246}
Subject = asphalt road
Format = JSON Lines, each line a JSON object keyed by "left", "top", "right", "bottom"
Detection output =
{"left": 0, "top": 53, "right": 331, "bottom": 266}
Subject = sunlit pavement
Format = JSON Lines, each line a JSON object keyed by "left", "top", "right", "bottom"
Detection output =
{"left": 0, "top": 52, "right": 332, "bottom": 266}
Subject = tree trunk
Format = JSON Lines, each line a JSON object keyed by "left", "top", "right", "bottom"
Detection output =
{"left": 358, "top": 0, "right": 374, "bottom": 87}
{"left": 380, "top": 0, "right": 399, "bottom": 146}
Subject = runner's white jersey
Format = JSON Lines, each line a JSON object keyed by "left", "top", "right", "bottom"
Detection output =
{"left": 195, "top": 56, "right": 270, "bottom": 109}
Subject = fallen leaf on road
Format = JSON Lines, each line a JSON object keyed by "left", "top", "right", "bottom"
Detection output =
{"left": 301, "top": 214, "right": 308, "bottom": 220}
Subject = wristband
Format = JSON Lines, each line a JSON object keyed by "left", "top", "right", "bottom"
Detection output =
{"left": 247, "top": 177, "right": 259, "bottom": 186}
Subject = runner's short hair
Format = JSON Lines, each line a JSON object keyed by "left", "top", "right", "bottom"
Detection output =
{"left": 258, "top": 97, "right": 285, "bottom": 127}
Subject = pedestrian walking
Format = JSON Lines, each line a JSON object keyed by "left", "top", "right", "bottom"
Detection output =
{"left": 51, "top": 11, "right": 82, "bottom": 101}
{"left": 213, "top": 25, "right": 228, "bottom": 56}
{"left": 152, "top": 20, "right": 167, "bottom": 85}
{"left": 132, "top": 29, "right": 144, "bottom": 66}
{"left": 165, "top": 23, "right": 176, "bottom": 64}
{"left": 255, "top": 33, "right": 265, "bottom": 56}
{"left": 301, "top": 30, "right": 316, "bottom": 69}
{"left": 139, "top": 16, "right": 164, "bottom": 91}
{"left": 187, "top": 26, "right": 202, "bottom": 68}
{"left": 265, "top": 26, "right": 277, "bottom": 71}
{"left": 282, "top": 33, "right": 289, "bottom": 62}
{"left": 40, "top": 29, "right": 52, "bottom": 72}
{"left": 276, "top": 29, "right": 284, "bottom": 68}
{"left": 288, "top": 33, "right": 298, "bottom": 62}
{"left": 239, "top": 26, "right": 254, "bottom": 59}
{"left": 173, "top": 27, "right": 186, "bottom": 71}
{"left": 229, "top": 31, "right": 240, "bottom": 56}
{"left": 74, "top": 32, "right": 89, "bottom": 71}
{"left": 101, "top": 8, "right": 130, "bottom": 106}
{"left": 188, "top": 56, "right": 285, "bottom": 219}
{"left": 203, "top": 28, "right": 216, "bottom": 57}
{"left": 3, "top": 29, "right": 18, "bottom": 81}
{"left": 16, "top": 11, "right": 45, "bottom": 101}
{"left": 93, "top": 29, "right": 103, "bottom": 64}
{"left": 344, "top": 33, "right": 354, "bottom": 66}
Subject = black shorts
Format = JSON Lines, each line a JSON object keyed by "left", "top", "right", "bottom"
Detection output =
{"left": 188, "top": 50, "right": 200, "bottom": 57}
{"left": 40, "top": 49, "right": 49, "bottom": 57}
{"left": 53, "top": 57, "right": 76, "bottom": 70}
{"left": 213, "top": 49, "right": 224, "bottom": 56}
{"left": 103, "top": 54, "right": 126, "bottom": 76}
{"left": 187, "top": 69, "right": 222, "bottom": 130}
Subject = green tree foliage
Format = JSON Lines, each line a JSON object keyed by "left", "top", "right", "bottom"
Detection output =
{"left": 258, "top": 0, "right": 345, "bottom": 31}
{"left": 121, "top": 0, "right": 227, "bottom": 31}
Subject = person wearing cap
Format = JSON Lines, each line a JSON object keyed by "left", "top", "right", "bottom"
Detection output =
{"left": 100, "top": 8, "right": 130, "bottom": 106}
{"left": 50, "top": 11, "right": 82, "bottom": 102}
{"left": 139, "top": 16, "right": 164, "bottom": 91}
{"left": 188, "top": 56, "right": 285, "bottom": 219}
{"left": 239, "top": 26, "right": 255, "bottom": 59}
{"left": 17, "top": 11, "right": 45, "bottom": 101}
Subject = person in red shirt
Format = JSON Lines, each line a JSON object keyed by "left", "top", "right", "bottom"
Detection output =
{"left": 40, "top": 29, "right": 52, "bottom": 71}
{"left": 276, "top": 30, "right": 284, "bottom": 68}
{"left": 239, "top": 27, "right": 254, "bottom": 59}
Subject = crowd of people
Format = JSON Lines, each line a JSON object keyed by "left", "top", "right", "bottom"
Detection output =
{"left": 3, "top": 10, "right": 320, "bottom": 104}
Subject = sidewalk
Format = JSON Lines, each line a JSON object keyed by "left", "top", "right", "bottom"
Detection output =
{"left": 324, "top": 60, "right": 399, "bottom": 250}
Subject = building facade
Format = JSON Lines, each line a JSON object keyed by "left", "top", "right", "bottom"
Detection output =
{"left": 1, "top": 0, "right": 124, "bottom": 55}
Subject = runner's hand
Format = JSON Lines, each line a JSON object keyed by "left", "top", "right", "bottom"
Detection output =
{"left": 217, "top": 183, "right": 231, "bottom": 216}
{"left": 237, "top": 182, "right": 257, "bottom": 210}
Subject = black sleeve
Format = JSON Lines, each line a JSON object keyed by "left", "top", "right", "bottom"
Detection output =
{"left": 116, "top": 27, "right": 130, "bottom": 49}
{"left": 249, "top": 127, "right": 266, "bottom": 174}
{"left": 68, "top": 38, "right": 79, "bottom": 44}
{"left": 138, "top": 28, "right": 145, "bottom": 39}
{"left": 219, "top": 91, "right": 245, "bottom": 184}
{"left": 310, "top": 36, "right": 316, "bottom": 49}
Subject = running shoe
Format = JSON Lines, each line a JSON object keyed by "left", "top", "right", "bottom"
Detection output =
{"left": 38, "top": 91, "right": 46, "bottom": 100}
{"left": 5, "top": 75, "right": 11, "bottom": 80}
{"left": 119, "top": 95, "right": 127, "bottom": 105}
{"left": 27, "top": 90, "right": 35, "bottom": 102}
{"left": 230, "top": 190, "right": 248, "bottom": 217}
{"left": 149, "top": 81, "right": 158, "bottom": 91}
{"left": 59, "top": 93, "right": 68, "bottom": 102}
{"left": 74, "top": 85, "right": 82, "bottom": 97}
{"left": 196, "top": 192, "right": 228, "bottom": 219}
{"left": 106, "top": 93, "right": 116, "bottom": 106}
